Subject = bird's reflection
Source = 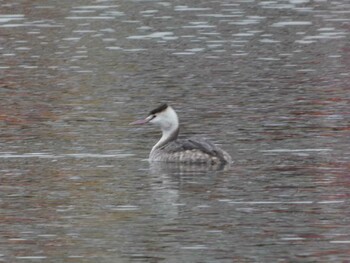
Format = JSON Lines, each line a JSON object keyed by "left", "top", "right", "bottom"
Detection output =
{"left": 147, "top": 162, "right": 230, "bottom": 221}
{"left": 149, "top": 161, "right": 231, "bottom": 175}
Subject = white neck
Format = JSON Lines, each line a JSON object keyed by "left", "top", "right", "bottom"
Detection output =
{"left": 152, "top": 126, "right": 179, "bottom": 152}
{"left": 151, "top": 106, "right": 179, "bottom": 152}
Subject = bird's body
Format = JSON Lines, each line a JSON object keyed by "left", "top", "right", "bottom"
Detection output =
{"left": 150, "top": 137, "right": 232, "bottom": 164}
{"left": 131, "top": 104, "right": 232, "bottom": 165}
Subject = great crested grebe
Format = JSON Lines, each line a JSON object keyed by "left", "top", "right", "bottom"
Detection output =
{"left": 131, "top": 104, "right": 232, "bottom": 165}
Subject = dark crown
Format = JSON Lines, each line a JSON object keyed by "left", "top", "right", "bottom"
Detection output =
{"left": 149, "top": 103, "right": 168, "bottom": 115}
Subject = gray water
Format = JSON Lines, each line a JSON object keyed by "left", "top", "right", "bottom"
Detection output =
{"left": 1, "top": 0, "right": 350, "bottom": 262}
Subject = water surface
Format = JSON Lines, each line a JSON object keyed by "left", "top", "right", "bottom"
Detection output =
{"left": 1, "top": 0, "right": 349, "bottom": 262}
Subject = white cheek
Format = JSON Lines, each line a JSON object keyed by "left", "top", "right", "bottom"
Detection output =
{"left": 162, "top": 121, "right": 172, "bottom": 130}
{"left": 150, "top": 117, "right": 163, "bottom": 125}
{"left": 150, "top": 118, "right": 159, "bottom": 124}
{"left": 151, "top": 117, "right": 171, "bottom": 128}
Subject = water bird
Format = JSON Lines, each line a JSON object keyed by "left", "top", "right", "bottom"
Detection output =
{"left": 131, "top": 104, "right": 232, "bottom": 165}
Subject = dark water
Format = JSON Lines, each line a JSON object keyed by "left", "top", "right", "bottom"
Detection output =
{"left": 1, "top": 0, "right": 350, "bottom": 262}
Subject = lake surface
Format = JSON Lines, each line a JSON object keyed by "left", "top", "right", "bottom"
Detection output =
{"left": 1, "top": 0, "right": 349, "bottom": 262}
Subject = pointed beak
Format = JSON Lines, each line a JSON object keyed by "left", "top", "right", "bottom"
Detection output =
{"left": 130, "top": 115, "right": 153, "bottom": 125}
{"left": 130, "top": 119, "right": 149, "bottom": 125}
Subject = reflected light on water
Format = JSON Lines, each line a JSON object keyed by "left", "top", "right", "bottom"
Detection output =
{"left": 0, "top": 0, "right": 349, "bottom": 262}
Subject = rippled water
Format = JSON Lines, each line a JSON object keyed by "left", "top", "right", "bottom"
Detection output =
{"left": 1, "top": 0, "right": 350, "bottom": 262}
